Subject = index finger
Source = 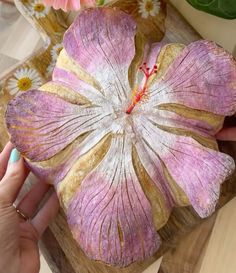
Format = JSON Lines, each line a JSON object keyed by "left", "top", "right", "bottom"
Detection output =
{"left": 0, "top": 142, "right": 14, "bottom": 180}
{"left": 216, "top": 127, "right": 236, "bottom": 141}
{"left": 31, "top": 191, "right": 59, "bottom": 237}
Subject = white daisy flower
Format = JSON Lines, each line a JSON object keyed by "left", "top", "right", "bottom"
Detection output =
{"left": 29, "top": 1, "right": 50, "bottom": 19}
{"left": 138, "top": 0, "right": 161, "bottom": 19}
{"left": 7, "top": 68, "right": 42, "bottom": 96}
{"left": 50, "top": 43, "right": 63, "bottom": 62}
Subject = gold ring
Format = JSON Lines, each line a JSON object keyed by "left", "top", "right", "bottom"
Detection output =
{"left": 15, "top": 208, "right": 29, "bottom": 221}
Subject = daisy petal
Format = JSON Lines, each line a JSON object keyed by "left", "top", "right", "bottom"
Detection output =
{"left": 67, "top": 135, "right": 160, "bottom": 267}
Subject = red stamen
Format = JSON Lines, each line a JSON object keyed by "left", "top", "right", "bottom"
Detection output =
{"left": 126, "top": 63, "right": 158, "bottom": 114}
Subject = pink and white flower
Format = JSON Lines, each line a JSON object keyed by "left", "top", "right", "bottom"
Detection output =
{"left": 6, "top": 8, "right": 236, "bottom": 267}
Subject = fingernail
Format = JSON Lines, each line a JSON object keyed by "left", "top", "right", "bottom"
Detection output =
{"left": 9, "top": 148, "right": 21, "bottom": 164}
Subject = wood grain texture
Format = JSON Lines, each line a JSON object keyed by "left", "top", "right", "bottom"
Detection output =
{"left": 40, "top": 227, "right": 75, "bottom": 273}
{"left": 0, "top": 1, "right": 236, "bottom": 273}
{"left": 194, "top": 197, "right": 236, "bottom": 273}
{"left": 159, "top": 214, "right": 217, "bottom": 273}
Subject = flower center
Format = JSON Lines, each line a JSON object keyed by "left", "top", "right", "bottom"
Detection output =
{"left": 17, "top": 77, "right": 32, "bottom": 91}
{"left": 126, "top": 63, "right": 157, "bottom": 114}
{"left": 34, "top": 4, "right": 45, "bottom": 12}
{"left": 145, "top": 1, "right": 154, "bottom": 12}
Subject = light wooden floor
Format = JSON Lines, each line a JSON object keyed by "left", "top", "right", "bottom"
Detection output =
{"left": 0, "top": 1, "right": 236, "bottom": 273}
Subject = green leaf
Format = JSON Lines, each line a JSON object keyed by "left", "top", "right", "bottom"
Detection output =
{"left": 187, "top": 0, "right": 236, "bottom": 19}
{"left": 96, "top": 0, "right": 105, "bottom": 6}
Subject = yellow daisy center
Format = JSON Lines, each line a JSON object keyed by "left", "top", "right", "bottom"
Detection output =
{"left": 17, "top": 77, "right": 32, "bottom": 91}
{"left": 21, "top": 0, "right": 29, "bottom": 4}
{"left": 145, "top": 1, "right": 154, "bottom": 12}
{"left": 34, "top": 3, "right": 45, "bottom": 12}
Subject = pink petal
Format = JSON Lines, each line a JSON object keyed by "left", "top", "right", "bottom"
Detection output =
{"left": 66, "top": 0, "right": 81, "bottom": 10}
{"left": 6, "top": 90, "right": 112, "bottom": 161}
{"left": 148, "top": 108, "right": 222, "bottom": 138}
{"left": 63, "top": 8, "right": 136, "bottom": 104}
{"left": 53, "top": 67, "right": 106, "bottom": 104}
{"left": 67, "top": 135, "right": 160, "bottom": 266}
{"left": 133, "top": 115, "right": 235, "bottom": 218}
{"left": 43, "top": 0, "right": 80, "bottom": 11}
{"left": 27, "top": 129, "right": 110, "bottom": 185}
{"left": 146, "top": 40, "right": 236, "bottom": 116}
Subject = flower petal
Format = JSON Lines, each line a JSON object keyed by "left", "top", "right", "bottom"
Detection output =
{"left": 52, "top": 67, "right": 107, "bottom": 104}
{"left": 43, "top": 0, "right": 80, "bottom": 11}
{"left": 133, "top": 115, "right": 235, "bottom": 217}
{"left": 63, "top": 8, "right": 136, "bottom": 104}
{"left": 145, "top": 40, "right": 236, "bottom": 116}
{"left": 26, "top": 128, "right": 111, "bottom": 185}
{"left": 6, "top": 90, "right": 113, "bottom": 161}
{"left": 137, "top": 43, "right": 225, "bottom": 137}
{"left": 67, "top": 135, "right": 160, "bottom": 266}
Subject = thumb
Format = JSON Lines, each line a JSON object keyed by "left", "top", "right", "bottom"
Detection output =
{"left": 216, "top": 127, "right": 236, "bottom": 141}
{"left": 0, "top": 149, "right": 29, "bottom": 205}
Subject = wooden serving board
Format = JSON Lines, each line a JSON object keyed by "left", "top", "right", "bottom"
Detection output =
{"left": 0, "top": 1, "right": 236, "bottom": 273}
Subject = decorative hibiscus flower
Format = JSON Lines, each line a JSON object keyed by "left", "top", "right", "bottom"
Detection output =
{"left": 5, "top": 8, "right": 236, "bottom": 267}
{"left": 43, "top": 0, "right": 96, "bottom": 11}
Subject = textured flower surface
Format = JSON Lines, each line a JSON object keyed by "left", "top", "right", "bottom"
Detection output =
{"left": 6, "top": 8, "right": 236, "bottom": 267}
{"left": 46, "top": 43, "right": 64, "bottom": 77}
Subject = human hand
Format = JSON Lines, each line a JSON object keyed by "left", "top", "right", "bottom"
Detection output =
{"left": 0, "top": 142, "right": 59, "bottom": 273}
{"left": 216, "top": 127, "right": 236, "bottom": 141}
